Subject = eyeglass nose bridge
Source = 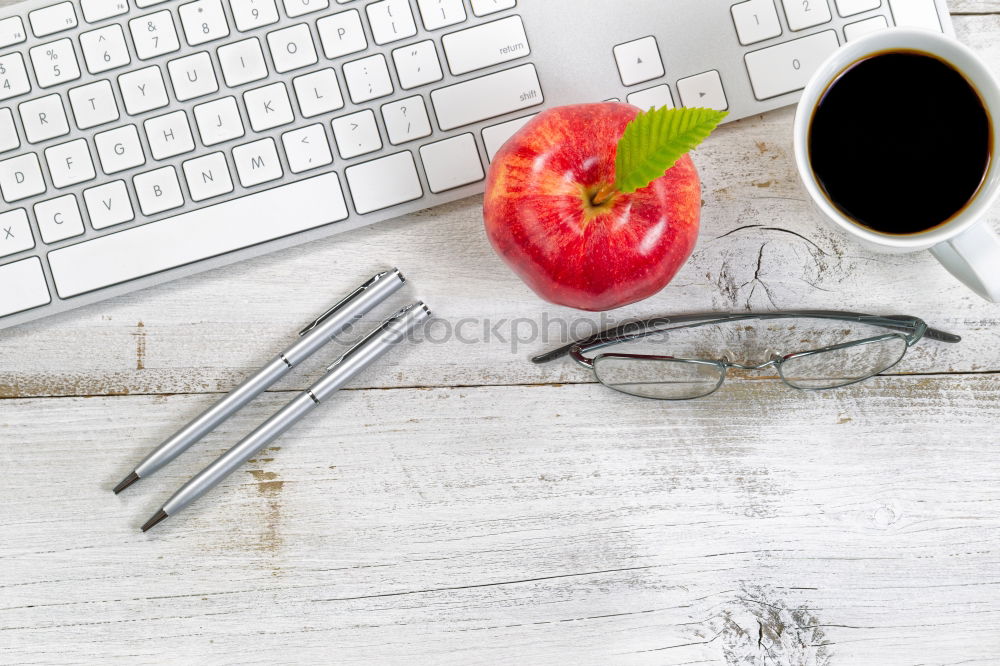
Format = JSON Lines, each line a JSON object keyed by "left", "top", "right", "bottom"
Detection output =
{"left": 721, "top": 357, "right": 781, "bottom": 371}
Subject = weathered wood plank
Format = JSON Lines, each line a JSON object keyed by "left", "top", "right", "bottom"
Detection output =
{"left": 952, "top": 0, "right": 1000, "bottom": 11}
{"left": 2, "top": 13, "right": 999, "bottom": 400}
{"left": 2, "top": 377, "right": 999, "bottom": 664}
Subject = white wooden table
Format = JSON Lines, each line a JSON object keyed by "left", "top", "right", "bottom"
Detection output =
{"left": 4, "top": 3, "right": 1000, "bottom": 664}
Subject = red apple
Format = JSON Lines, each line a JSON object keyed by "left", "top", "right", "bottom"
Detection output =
{"left": 483, "top": 102, "right": 701, "bottom": 311}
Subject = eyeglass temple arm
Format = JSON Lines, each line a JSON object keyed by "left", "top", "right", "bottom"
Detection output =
{"left": 531, "top": 313, "right": 693, "bottom": 364}
{"left": 531, "top": 311, "right": 960, "bottom": 364}
{"left": 879, "top": 315, "right": 961, "bottom": 343}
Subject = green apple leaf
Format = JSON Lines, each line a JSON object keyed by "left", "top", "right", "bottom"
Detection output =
{"left": 614, "top": 106, "right": 728, "bottom": 194}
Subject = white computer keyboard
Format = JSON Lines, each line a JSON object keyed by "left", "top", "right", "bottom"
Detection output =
{"left": 0, "top": 0, "right": 951, "bottom": 329}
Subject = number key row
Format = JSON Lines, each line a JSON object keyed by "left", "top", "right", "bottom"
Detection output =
{"left": 731, "top": 0, "right": 881, "bottom": 46}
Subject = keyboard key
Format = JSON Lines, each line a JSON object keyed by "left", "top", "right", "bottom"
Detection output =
{"left": 482, "top": 113, "right": 535, "bottom": 160}
{"left": 283, "top": 0, "right": 329, "bottom": 17}
{"left": 49, "top": 173, "right": 348, "bottom": 298}
{"left": 431, "top": 63, "right": 543, "bottom": 131}
{"left": 745, "top": 30, "right": 839, "bottom": 100}
{"left": 417, "top": 0, "right": 467, "bottom": 30}
{"left": 613, "top": 37, "right": 664, "bottom": 87}
{"left": 626, "top": 84, "right": 674, "bottom": 110}
{"left": 783, "top": 0, "right": 832, "bottom": 30}
{"left": 80, "top": 25, "right": 131, "bottom": 75}
{"left": 844, "top": 14, "right": 888, "bottom": 40}
{"left": 0, "top": 54, "right": 31, "bottom": 102}
{"left": 0, "top": 258, "right": 50, "bottom": 316}
{"left": 81, "top": 0, "right": 130, "bottom": 23}
{"left": 69, "top": 80, "right": 120, "bottom": 129}
{"left": 243, "top": 82, "right": 294, "bottom": 131}
{"left": 267, "top": 23, "right": 318, "bottom": 73}
{"left": 35, "top": 194, "right": 85, "bottom": 243}
{"left": 30, "top": 38, "right": 81, "bottom": 88}
{"left": 343, "top": 54, "right": 393, "bottom": 103}
{"left": 231, "top": 0, "right": 279, "bottom": 31}
{"left": 182, "top": 151, "right": 234, "bottom": 201}
{"left": 144, "top": 110, "right": 196, "bottom": 159}
{"left": 193, "top": 96, "right": 244, "bottom": 145}
{"left": 45, "top": 138, "right": 96, "bottom": 187}
{"left": 180, "top": 0, "right": 230, "bottom": 46}
{"left": 218, "top": 38, "right": 268, "bottom": 87}
{"left": 381, "top": 96, "right": 431, "bottom": 145}
{"left": 392, "top": 40, "right": 443, "bottom": 90}
{"left": 731, "top": 0, "right": 783, "bottom": 45}
{"left": 29, "top": 2, "right": 77, "bottom": 37}
{"left": 836, "top": 0, "right": 881, "bottom": 16}
{"left": 83, "top": 180, "right": 134, "bottom": 228}
{"left": 168, "top": 52, "right": 218, "bottom": 100}
{"left": 332, "top": 109, "right": 382, "bottom": 158}
{"left": 282, "top": 124, "right": 333, "bottom": 173}
{"left": 20, "top": 94, "right": 70, "bottom": 143}
{"left": 136, "top": 0, "right": 174, "bottom": 7}
{"left": 0, "top": 209, "right": 34, "bottom": 257}
{"left": 95, "top": 124, "right": 146, "bottom": 173}
{"left": 887, "top": 0, "right": 941, "bottom": 31}
{"left": 0, "top": 109, "right": 18, "bottom": 153}
{"left": 317, "top": 10, "right": 367, "bottom": 59}
{"left": 118, "top": 65, "right": 169, "bottom": 114}
{"left": 233, "top": 137, "right": 282, "bottom": 186}
{"left": 130, "top": 11, "right": 181, "bottom": 60}
{"left": 470, "top": 0, "right": 516, "bottom": 17}
{"left": 366, "top": 0, "right": 417, "bottom": 45}
{"left": 677, "top": 70, "right": 728, "bottom": 111}
{"left": 345, "top": 151, "right": 421, "bottom": 214}
{"left": 0, "top": 209, "right": 33, "bottom": 262}
{"left": 292, "top": 68, "right": 344, "bottom": 117}
{"left": 420, "top": 133, "right": 483, "bottom": 193}
{"left": 0, "top": 154, "right": 46, "bottom": 202}
{"left": 134, "top": 166, "right": 184, "bottom": 215}
{"left": 442, "top": 16, "right": 529, "bottom": 76}
{"left": 0, "top": 17, "right": 27, "bottom": 48}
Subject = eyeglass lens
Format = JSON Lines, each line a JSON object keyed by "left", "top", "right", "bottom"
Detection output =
{"left": 590, "top": 318, "right": 910, "bottom": 398}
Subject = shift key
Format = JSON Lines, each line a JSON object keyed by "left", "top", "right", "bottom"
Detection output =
{"left": 431, "top": 63, "right": 543, "bottom": 131}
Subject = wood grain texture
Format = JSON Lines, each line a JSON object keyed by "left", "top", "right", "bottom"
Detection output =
{"left": 2, "top": 3, "right": 1000, "bottom": 665}
{"left": 952, "top": 0, "right": 1000, "bottom": 11}
{"left": 3, "top": 378, "right": 1000, "bottom": 665}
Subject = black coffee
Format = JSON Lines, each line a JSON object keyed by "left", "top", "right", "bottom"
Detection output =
{"left": 809, "top": 51, "right": 992, "bottom": 235}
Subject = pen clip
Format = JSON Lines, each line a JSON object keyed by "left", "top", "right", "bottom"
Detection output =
{"left": 326, "top": 302, "right": 428, "bottom": 370}
{"left": 298, "top": 270, "right": 394, "bottom": 337}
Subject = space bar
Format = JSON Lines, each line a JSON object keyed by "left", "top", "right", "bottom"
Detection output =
{"left": 49, "top": 173, "right": 349, "bottom": 299}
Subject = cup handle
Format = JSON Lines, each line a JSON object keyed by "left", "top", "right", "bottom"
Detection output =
{"left": 930, "top": 222, "right": 1000, "bottom": 302}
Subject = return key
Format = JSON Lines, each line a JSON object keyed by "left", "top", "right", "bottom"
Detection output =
{"left": 442, "top": 16, "right": 530, "bottom": 76}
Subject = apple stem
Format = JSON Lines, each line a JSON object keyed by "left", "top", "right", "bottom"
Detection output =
{"left": 590, "top": 183, "right": 618, "bottom": 207}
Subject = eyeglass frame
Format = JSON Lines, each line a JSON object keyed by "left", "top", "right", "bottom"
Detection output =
{"left": 532, "top": 311, "right": 961, "bottom": 399}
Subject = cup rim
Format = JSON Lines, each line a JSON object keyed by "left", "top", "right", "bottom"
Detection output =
{"left": 793, "top": 29, "right": 1000, "bottom": 249}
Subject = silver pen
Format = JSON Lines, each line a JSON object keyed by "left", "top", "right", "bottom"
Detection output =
{"left": 114, "top": 269, "right": 406, "bottom": 494}
{"left": 141, "top": 301, "right": 432, "bottom": 532}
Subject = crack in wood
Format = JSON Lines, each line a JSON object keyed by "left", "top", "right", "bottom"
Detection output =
{"left": 2, "top": 370, "right": 1000, "bottom": 401}
{"left": 310, "top": 565, "right": 656, "bottom": 603}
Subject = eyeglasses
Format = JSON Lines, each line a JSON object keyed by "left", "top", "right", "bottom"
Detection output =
{"left": 532, "top": 311, "right": 961, "bottom": 400}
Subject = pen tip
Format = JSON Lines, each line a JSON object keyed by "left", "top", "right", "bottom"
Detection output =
{"left": 113, "top": 471, "right": 140, "bottom": 495}
{"left": 141, "top": 510, "right": 168, "bottom": 533}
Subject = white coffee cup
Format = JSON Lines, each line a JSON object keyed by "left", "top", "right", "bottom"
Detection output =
{"left": 793, "top": 29, "right": 1000, "bottom": 302}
